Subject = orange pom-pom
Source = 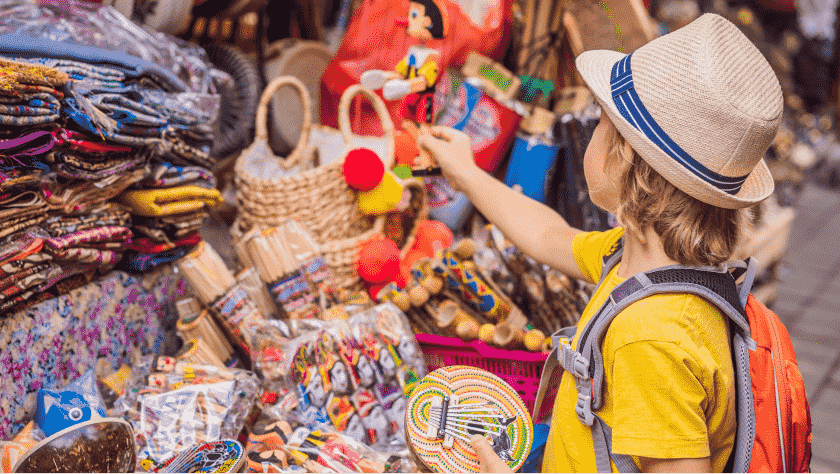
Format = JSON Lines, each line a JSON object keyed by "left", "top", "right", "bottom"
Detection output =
{"left": 394, "top": 130, "right": 419, "bottom": 166}
{"left": 413, "top": 220, "right": 454, "bottom": 257}
{"left": 399, "top": 249, "right": 427, "bottom": 282}
{"left": 358, "top": 238, "right": 400, "bottom": 283}
{"left": 343, "top": 148, "right": 384, "bottom": 191}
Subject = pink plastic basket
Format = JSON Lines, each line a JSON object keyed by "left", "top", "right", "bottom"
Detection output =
{"left": 415, "top": 333, "right": 550, "bottom": 414}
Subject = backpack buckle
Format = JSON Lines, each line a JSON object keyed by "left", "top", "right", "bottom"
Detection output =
{"left": 560, "top": 342, "right": 590, "bottom": 380}
{"left": 575, "top": 383, "right": 595, "bottom": 426}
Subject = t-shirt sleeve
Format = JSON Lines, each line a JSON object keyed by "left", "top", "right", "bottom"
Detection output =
{"left": 610, "top": 340, "right": 711, "bottom": 459}
{"left": 571, "top": 227, "right": 625, "bottom": 284}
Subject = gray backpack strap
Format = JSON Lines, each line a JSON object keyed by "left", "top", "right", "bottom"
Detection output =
{"left": 598, "top": 237, "right": 625, "bottom": 288}
{"left": 567, "top": 262, "right": 758, "bottom": 472}
{"left": 593, "top": 414, "right": 641, "bottom": 473}
{"left": 532, "top": 326, "right": 577, "bottom": 422}
{"left": 530, "top": 236, "right": 625, "bottom": 422}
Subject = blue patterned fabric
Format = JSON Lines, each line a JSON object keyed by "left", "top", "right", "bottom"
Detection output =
{"left": 0, "top": 267, "right": 187, "bottom": 440}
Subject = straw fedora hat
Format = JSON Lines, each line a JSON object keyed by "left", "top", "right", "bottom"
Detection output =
{"left": 576, "top": 13, "right": 782, "bottom": 209}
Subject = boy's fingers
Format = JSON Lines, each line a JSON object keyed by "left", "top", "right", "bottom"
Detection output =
{"left": 417, "top": 133, "right": 447, "bottom": 155}
{"left": 427, "top": 125, "right": 460, "bottom": 141}
{"left": 470, "top": 434, "right": 512, "bottom": 473}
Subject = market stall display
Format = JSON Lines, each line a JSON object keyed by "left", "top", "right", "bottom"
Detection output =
{"left": 0, "top": 0, "right": 822, "bottom": 472}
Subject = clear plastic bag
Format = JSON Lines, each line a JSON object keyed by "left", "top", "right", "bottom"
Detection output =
{"left": 254, "top": 303, "right": 427, "bottom": 451}
{"left": 112, "top": 359, "right": 261, "bottom": 470}
{"left": 247, "top": 410, "right": 418, "bottom": 473}
{"left": 0, "top": 0, "right": 230, "bottom": 95}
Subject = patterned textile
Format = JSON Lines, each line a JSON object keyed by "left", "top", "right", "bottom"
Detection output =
{"left": 120, "top": 248, "right": 188, "bottom": 273}
{"left": 144, "top": 162, "right": 216, "bottom": 189}
{"left": 42, "top": 204, "right": 132, "bottom": 237}
{"left": 120, "top": 185, "right": 221, "bottom": 217}
{"left": 130, "top": 231, "right": 200, "bottom": 254}
{"left": 0, "top": 267, "right": 187, "bottom": 440}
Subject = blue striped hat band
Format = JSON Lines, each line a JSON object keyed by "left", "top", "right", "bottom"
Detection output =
{"left": 610, "top": 54, "right": 750, "bottom": 195}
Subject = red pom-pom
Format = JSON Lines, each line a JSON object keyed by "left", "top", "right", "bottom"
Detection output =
{"left": 343, "top": 148, "right": 385, "bottom": 191}
{"left": 413, "top": 220, "right": 454, "bottom": 257}
{"left": 358, "top": 239, "right": 400, "bottom": 283}
{"left": 393, "top": 271, "right": 408, "bottom": 289}
{"left": 368, "top": 281, "right": 388, "bottom": 301}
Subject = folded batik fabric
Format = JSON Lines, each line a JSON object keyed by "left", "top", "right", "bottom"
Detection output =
{"left": 120, "top": 185, "right": 221, "bottom": 216}
{"left": 55, "top": 155, "right": 146, "bottom": 181}
{"left": 44, "top": 226, "right": 132, "bottom": 252}
{"left": 0, "top": 261, "right": 100, "bottom": 313}
{"left": 0, "top": 228, "right": 47, "bottom": 265}
{"left": 130, "top": 232, "right": 200, "bottom": 254}
{"left": 120, "top": 248, "right": 187, "bottom": 273}
{"left": 0, "top": 194, "right": 48, "bottom": 226}
{"left": 0, "top": 130, "right": 56, "bottom": 162}
{"left": 0, "top": 57, "right": 69, "bottom": 90}
{"left": 20, "top": 58, "right": 125, "bottom": 89}
{"left": 159, "top": 125, "right": 213, "bottom": 168}
{"left": 144, "top": 162, "right": 216, "bottom": 189}
{"left": 0, "top": 167, "right": 44, "bottom": 195}
{"left": 44, "top": 167, "right": 146, "bottom": 213}
{"left": 0, "top": 214, "right": 47, "bottom": 239}
{"left": 52, "top": 128, "right": 133, "bottom": 155}
{"left": 0, "top": 58, "right": 67, "bottom": 126}
{"left": 0, "top": 252, "right": 52, "bottom": 280}
{"left": 132, "top": 210, "right": 208, "bottom": 243}
{"left": 43, "top": 204, "right": 131, "bottom": 237}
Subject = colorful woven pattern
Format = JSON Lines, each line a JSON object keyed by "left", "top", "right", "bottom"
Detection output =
{"left": 406, "top": 366, "right": 533, "bottom": 473}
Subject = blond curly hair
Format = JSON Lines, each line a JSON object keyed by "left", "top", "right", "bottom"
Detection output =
{"left": 602, "top": 120, "right": 752, "bottom": 267}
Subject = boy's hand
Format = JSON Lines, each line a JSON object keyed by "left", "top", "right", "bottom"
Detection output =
{"left": 417, "top": 126, "right": 480, "bottom": 191}
{"left": 470, "top": 434, "right": 514, "bottom": 473}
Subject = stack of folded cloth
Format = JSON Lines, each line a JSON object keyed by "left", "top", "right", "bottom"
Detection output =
{"left": 0, "top": 208, "right": 133, "bottom": 313}
{"left": 120, "top": 183, "right": 220, "bottom": 273}
{"left": 0, "top": 59, "right": 65, "bottom": 252}
{"left": 0, "top": 38, "right": 224, "bottom": 312}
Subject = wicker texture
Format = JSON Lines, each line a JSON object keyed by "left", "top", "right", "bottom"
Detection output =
{"left": 575, "top": 13, "right": 782, "bottom": 209}
{"left": 234, "top": 79, "right": 425, "bottom": 289}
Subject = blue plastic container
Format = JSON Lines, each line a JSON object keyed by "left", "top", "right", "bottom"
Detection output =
{"left": 504, "top": 133, "right": 561, "bottom": 203}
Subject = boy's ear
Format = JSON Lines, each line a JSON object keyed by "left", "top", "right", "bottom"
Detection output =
{"left": 423, "top": 16, "right": 432, "bottom": 28}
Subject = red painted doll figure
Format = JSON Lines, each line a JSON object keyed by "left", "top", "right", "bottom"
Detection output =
{"left": 361, "top": 0, "right": 448, "bottom": 125}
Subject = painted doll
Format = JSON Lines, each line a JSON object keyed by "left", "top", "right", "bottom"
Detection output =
{"left": 361, "top": 0, "right": 448, "bottom": 125}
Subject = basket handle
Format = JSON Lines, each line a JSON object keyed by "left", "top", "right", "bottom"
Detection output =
{"left": 396, "top": 177, "right": 429, "bottom": 258}
{"left": 254, "top": 76, "right": 312, "bottom": 168}
{"left": 338, "top": 85, "right": 395, "bottom": 168}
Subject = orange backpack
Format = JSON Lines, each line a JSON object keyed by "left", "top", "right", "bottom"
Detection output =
{"left": 534, "top": 240, "right": 813, "bottom": 472}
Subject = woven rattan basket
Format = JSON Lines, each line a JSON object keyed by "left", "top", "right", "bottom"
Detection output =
{"left": 234, "top": 79, "right": 426, "bottom": 289}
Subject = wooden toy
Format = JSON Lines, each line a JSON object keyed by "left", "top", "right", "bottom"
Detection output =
{"left": 360, "top": 0, "right": 449, "bottom": 126}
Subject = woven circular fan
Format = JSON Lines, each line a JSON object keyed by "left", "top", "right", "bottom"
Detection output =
{"left": 405, "top": 366, "right": 533, "bottom": 473}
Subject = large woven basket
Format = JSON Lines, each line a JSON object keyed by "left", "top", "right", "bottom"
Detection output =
{"left": 234, "top": 79, "right": 426, "bottom": 289}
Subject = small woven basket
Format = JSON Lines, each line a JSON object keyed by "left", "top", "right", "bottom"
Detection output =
{"left": 234, "top": 79, "right": 426, "bottom": 289}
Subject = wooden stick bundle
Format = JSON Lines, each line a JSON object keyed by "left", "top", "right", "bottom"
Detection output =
{"left": 179, "top": 241, "right": 237, "bottom": 305}
{"left": 236, "top": 267, "right": 279, "bottom": 319}
{"left": 176, "top": 308, "right": 235, "bottom": 366}
{"left": 177, "top": 337, "right": 228, "bottom": 368}
{"left": 243, "top": 228, "right": 319, "bottom": 319}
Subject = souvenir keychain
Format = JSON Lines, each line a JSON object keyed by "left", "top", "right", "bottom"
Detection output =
{"left": 406, "top": 366, "right": 533, "bottom": 473}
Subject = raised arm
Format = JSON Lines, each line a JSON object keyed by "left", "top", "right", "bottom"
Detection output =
{"left": 419, "top": 126, "right": 585, "bottom": 280}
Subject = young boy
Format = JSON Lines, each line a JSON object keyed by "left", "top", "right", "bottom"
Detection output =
{"left": 418, "top": 13, "right": 782, "bottom": 473}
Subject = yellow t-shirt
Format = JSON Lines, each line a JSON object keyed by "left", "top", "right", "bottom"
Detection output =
{"left": 542, "top": 228, "right": 736, "bottom": 472}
